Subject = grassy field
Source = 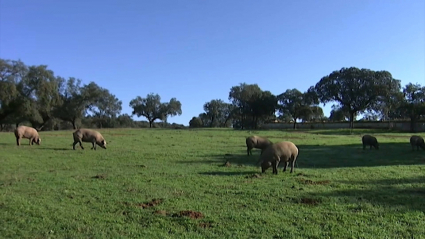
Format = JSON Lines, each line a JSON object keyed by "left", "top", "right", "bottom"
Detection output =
{"left": 1, "top": 128, "right": 425, "bottom": 238}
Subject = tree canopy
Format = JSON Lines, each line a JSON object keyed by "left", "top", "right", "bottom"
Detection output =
{"left": 2, "top": 57, "right": 425, "bottom": 132}
{"left": 129, "top": 93, "right": 182, "bottom": 128}
{"left": 314, "top": 67, "right": 401, "bottom": 128}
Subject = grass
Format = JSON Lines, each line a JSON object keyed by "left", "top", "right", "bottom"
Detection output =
{"left": 1, "top": 128, "right": 425, "bottom": 238}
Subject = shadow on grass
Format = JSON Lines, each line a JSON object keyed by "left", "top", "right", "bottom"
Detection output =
{"left": 34, "top": 147, "right": 73, "bottom": 151}
{"left": 305, "top": 176, "right": 425, "bottom": 212}
{"left": 181, "top": 142, "right": 425, "bottom": 169}
{"left": 306, "top": 128, "right": 405, "bottom": 136}
{"left": 198, "top": 171, "right": 258, "bottom": 176}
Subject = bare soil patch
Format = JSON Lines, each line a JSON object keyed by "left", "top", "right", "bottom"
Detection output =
{"left": 222, "top": 161, "right": 231, "bottom": 167}
{"left": 298, "top": 178, "right": 330, "bottom": 185}
{"left": 137, "top": 198, "right": 163, "bottom": 209}
{"left": 245, "top": 174, "right": 261, "bottom": 179}
{"left": 172, "top": 210, "right": 204, "bottom": 219}
{"left": 92, "top": 174, "right": 107, "bottom": 179}
{"left": 153, "top": 210, "right": 167, "bottom": 216}
{"left": 199, "top": 222, "right": 213, "bottom": 228}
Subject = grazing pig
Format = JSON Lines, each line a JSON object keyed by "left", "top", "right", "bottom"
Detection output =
{"left": 72, "top": 128, "right": 107, "bottom": 150}
{"left": 246, "top": 135, "right": 273, "bottom": 156}
{"left": 14, "top": 126, "right": 41, "bottom": 146}
{"left": 362, "top": 135, "right": 379, "bottom": 150}
{"left": 410, "top": 135, "right": 425, "bottom": 151}
{"left": 259, "top": 141, "right": 299, "bottom": 174}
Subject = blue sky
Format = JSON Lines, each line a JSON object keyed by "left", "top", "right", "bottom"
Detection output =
{"left": 1, "top": 0, "right": 424, "bottom": 125}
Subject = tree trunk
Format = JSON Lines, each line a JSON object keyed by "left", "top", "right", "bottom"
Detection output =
{"left": 149, "top": 120, "right": 153, "bottom": 128}
{"left": 410, "top": 116, "right": 416, "bottom": 133}
{"left": 71, "top": 119, "right": 77, "bottom": 130}
{"left": 293, "top": 119, "right": 297, "bottom": 129}
{"left": 15, "top": 123, "right": 19, "bottom": 128}
{"left": 349, "top": 111, "right": 355, "bottom": 129}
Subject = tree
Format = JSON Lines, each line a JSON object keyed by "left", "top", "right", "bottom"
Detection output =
{"left": 53, "top": 78, "right": 87, "bottom": 129}
{"left": 394, "top": 83, "right": 425, "bottom": 132}
{"left": 300, "top": 106, "right": 325, "bottom": 122}
{"left": 83, "top": 82, "right": 122, "bottom": 128}
{"left": 277, "top": 88, "right": 317, "bottom": 128}
{"left": 314, "top": 67, "right": 400, "bottom": 129}
{"left": 0, "top": 59, "right": 29, "bottom": 124}
{"left": 197, "top": 113, "right": 211, "bottom": 127}
{"left": 116, "top": 114, "right": 135, "bottom": 128}
{"left": 160, "top": 97, "right": 182, "bottom": 124}
{"left": 189, "top": 116, "right": 203, "bottom": 128}
{"left": 229, "top": 83, "right": 277, "bottom": 129}
{"left": 129, "top": 93, "right": 182, "bottom": 128}
{"left": 23, "top": 65, "right": 62, "bottom": 130}
{"left": 329, "top": 106, "right": 350, "bottom": 122}
{"left": 365, "top": 79, "right": 402, "bottom": 121}
{"left": 202, "top": 99, "right": 234, "bottom": 127}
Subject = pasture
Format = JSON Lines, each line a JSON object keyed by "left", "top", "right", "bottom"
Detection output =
{"left": 1, "top": 128, "right": 425, "bottom": 238}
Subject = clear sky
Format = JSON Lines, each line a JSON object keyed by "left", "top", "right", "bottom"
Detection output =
{"left": 1, "top": 0, "right": 424, "bottom": 125}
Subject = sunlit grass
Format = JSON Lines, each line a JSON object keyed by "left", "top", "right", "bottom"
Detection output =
{"left": 1, "top": 128, "right": 425, "bottom": 238}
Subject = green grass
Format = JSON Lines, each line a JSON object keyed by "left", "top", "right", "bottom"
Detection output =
{"left": 1, "top": 128, "right": 425, "bottom": 238}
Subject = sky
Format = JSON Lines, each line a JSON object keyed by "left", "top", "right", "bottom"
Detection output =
{"left": 1, "top": 0, "right": 424, "bottom": 126}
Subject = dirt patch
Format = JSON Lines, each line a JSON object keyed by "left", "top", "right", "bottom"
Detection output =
{"left": 173, "top": 210, "right": 204, "bottom": 219}
{"left": 92, "top": 174, "right": 107, "bottom": 179}
{"left": 199, "top": 222, "right": 213, "bottom": 228}
{"left": 137, "top": 198, "right": 163, "bottom": 209}
{"left": 300, "top": 198, "right": 321, "bottom": 205}
{"left": 298, "top": 178, "right": 330, "bottom": 185}
{"left": 153, "top": 210, "right": 167, "bottom": 216}
{"left": 245, "top": 174, "right": 261, "bottom": 179}
{"left": 222, "top": 161, "right": 231, "bottom": 167}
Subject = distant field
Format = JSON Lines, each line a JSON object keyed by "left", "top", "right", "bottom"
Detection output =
{"left": 1, "top": 128, "right": 425, "bottom": 238}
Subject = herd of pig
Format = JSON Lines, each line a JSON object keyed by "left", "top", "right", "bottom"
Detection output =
{"left": 12, "top": 125, "right": 425, "bottom": 175}
{"left": 246, "top": 133, "right": 425, "bottom": 175}
{"left": 13, "top": 125, "right": 107, "bottom": 150}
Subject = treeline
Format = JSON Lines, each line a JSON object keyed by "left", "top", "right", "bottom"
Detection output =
{"left": 189, "top": 67, "right": 425, "bottom": 132}
{"left": 0, "top": 58, "right": 184, "bottom": 131}
{"left": 1, "top": 58, "right": 424, "bottom": 132}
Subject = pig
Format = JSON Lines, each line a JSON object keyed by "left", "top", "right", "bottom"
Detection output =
{"left": 258, "top": 141, "right": 299, "bottom": 174}
{"left": 362, "top": 135, "right": 379, "bottom": 150}
{"left": 410, "top": 135, "right": 425, "bottom": 151}
{"left": 72, "top": 128, "right": 107, "bottom": 150}
{"left": 246, "top": 135, "right": 273, "bottom": 156}
{"left": 14, "top": 125, "right": 41, "bottom": 146}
